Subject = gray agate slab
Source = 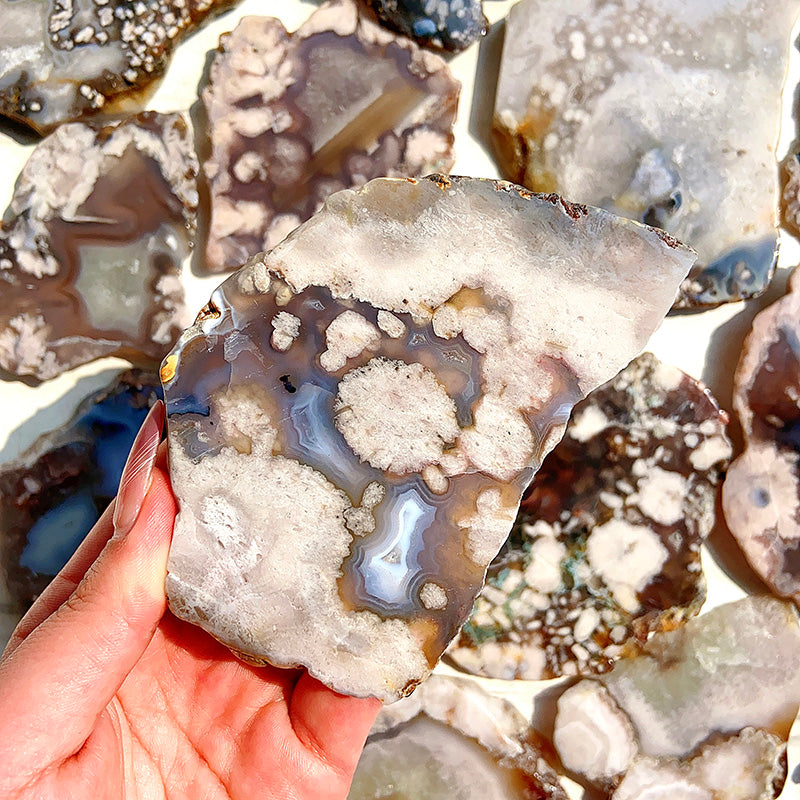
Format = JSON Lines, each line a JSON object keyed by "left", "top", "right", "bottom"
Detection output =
{"left": 492, "top": 0, "right": 800, "bottom": 309}
{"left": 348, "top": 674, "right": 567, "bottom": 799}
{"left": 554, "top": 596, "right": 800, "bottom": 798}
{"left": 0, "top": 0, "right": 236, "bottom": 134}
{"left": 202, "top": 0, "right": 460, "bottom": 272}
{"left": 0, "top": 112, "right": 195, "bottom": 381}
{"left": 162, "top": 174, "right": 693, "bottom": 701}
{"left": 447, "top": 352, "right": 731, "bottom": 681}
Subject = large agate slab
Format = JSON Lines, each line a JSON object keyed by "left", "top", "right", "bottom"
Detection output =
{"left": 202, "top": 0, "right": 460, "bottom": 272}
{"left": 493, "top": 0, "right": 800, "bottom": 308}
{"left": 0, "top": 370, "right": 161, "bottom": 640}
{"left": 348, "top": 674, "right": 567, "bottom": 799}
{"left": 447, "top": 352, "right": 731, "bottom": 681}
{"left": 553, "top": 597, "right": 800, "bottom": 798}
{"left": 723, "top": 270, "right": 800, "bottom": 602}
{"left": 0, "top": 112, "right": 195, "bottom": 381}
{"left": 162, "top": 174, "right": 694, "bottom": 700}
{"left": 0, "top": 0, "right": 235, "bottom": 133}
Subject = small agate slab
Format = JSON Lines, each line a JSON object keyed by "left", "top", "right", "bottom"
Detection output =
{"left": 0, "top": 370, "right": 161, "bottom": 635}
{"left": 447, "top": 352, "right": 731, "bottom": 681}
{"left": 492, "top": 0, "right": 800, "bottom": 309}
{"left": 162, "top": 175, "right": 693, "bottom": 700}
{"left": 722, "top": 270, "right": 800, "bottom": 601}
{"left": 0, "top": 0, "right": 235, "bottom": 134}
{"left": 348, "top": 674, "right": 567, "bottom": 800}
{"left": 202, "top": 0, "right": 460, "bottom": 272}
{"left": 365, "top": 0, "right": 487, "bottom": 52}
{"left": 553, "top": 596, "right": 800, "bottom": 798}
{"left": 0, "top": 112, "right": 195, "bottom": 381}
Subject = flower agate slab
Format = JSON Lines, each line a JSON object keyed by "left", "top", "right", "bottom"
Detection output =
{"left": 553, "top": 596, "right": 800, "bottom": 798}
{"left": 493, "top": 0, "right": 800, "bottom": 309}
{"left": 0, "top": 0, "right": 235, "bottom": 133}
{"left": 0, "top": 112, "right": 195, "bottom": 380}
{"left": 202, "top": 0, "right": 460, "bottom": 272}
{"left": 447, "top": 352, "right": 731, "bottom": 681}
{"left": 722, "top": 270, "right": 800, "bottom": 602}
{"left": 162, "top": 174, "right": 694, "bottom": 700}
{"left": 0, "top": 369, "right": 161, "bottom": 641}
{"left": 364, "top": 0, "right": 487, "bottom": 52}
{"left": 348, "top": 675, "right": 567, "bottom": 800}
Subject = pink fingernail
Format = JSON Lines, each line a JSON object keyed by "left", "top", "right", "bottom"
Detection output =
{"left": 113, "top": 400, "right": 165, "bottom": 538}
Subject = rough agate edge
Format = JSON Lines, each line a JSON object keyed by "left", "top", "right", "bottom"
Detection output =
{"left": 163, "top": 175, "right": 694, "bottom": 700}
{"left": 202, "top": 0, "right": 460, "bottom": 272}
{"left": 447, "top": 352, "right": 731, "bottom": 681}
{"left": 0, "top": 369, "right": 162, "bottom": 643}
{"left": 0, "top": 112, "right": 195, "bottom": 381}
{"left": 722, "top": 269, "right": 800, "bottom": 601}
{"left": 365, "top": 0, "right": 487, "bottom": 52}
{"left": 0, "top": 0, "right": 236, "bottom": 133}
{"left": 553, "top": 596, "right": 800, "bottom": 797}
{"left": 348, "top": 674, "right": 567, "bottom": 800}
{"left": 492, "top": 0, "right": 800, "bottom": 309}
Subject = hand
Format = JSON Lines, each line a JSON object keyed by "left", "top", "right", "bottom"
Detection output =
{"left": 0, "top": 401, "right": 380, "bottom": 799}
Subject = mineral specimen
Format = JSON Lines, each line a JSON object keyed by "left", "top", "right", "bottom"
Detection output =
{"left": 553, "top": 596, "right": 800, "bottom": 797}
{"left": 348, "top": 674, "right": 567, "bottom": 799}
{"left": 492, "top": 0, "right": 800, "bottom": 309}
{"left": 0, "top": 112, "right": 195, "bottom": 381}
{"left": 0, "top": 0, "right": 235, "bottom": 134}
{"left": 162, "top": 174, "right": 694, "bottom": 700}
{"left": 0, "top": 370, "right": 162, "bottom": 636}
{"left": 447, "top": 352, "right": 731, "bottom": 680}
{"left": 365, "top": 0, "right": 488, "bottom": 51}
{"left": 202, "top": 0, "right": 460, "bottom": 272}
{"left": 722, "top": 270, "right": 800, "bottom": 602}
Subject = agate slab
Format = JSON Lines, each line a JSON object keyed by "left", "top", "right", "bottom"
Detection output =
{"left": 553, "top": 596, "right": 800, "bottom": 798}
{"left": 202, "top": 0, "right": 460, "bottom": 272}
{"left": 163, "top": 174, "right": 693, "bottom": 700}
{"left": 0, "top": 370, "right": 161, "bottom": 634}
{"left": 722, "top": 270, "right": 800, "bottom": 602}
{"left": 492, "top": 0, "right": 800, "bottom": 308}
{"left": 447, "top": 352, "right": 731, "bottom": 681}
{"left": 348, "top": 674, "right": 567, "bottom": 799}
{"left": 365, "top": 0, "right": 488, "bottom": 52}
{"left": 0, "top": 0, "right": 236, "bottom": 133}
{"left": 0, "top": 112, "right": 195, "bottom": 381}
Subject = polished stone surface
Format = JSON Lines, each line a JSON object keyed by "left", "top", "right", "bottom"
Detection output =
{"left": 447, "top": 352, "right": 731, "bottom": 680}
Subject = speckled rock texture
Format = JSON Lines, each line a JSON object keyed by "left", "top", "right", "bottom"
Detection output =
{"left": 0, "top": 0, "right": 236, "bottom": 133}
{"left": 349, "top": 674, "right": 567, "bottom": 799}
{"left": 492, "top": 0, "right": 800, "bottom": 309}
{"left": 202, "top": 0, "right": 460, "bottom": 272}
{"left": 723, "top": 269, "right": 800, "bottom": 602}
{"left": 553, "top": 596, "right": 800, "bottom": 798}
{"left": 447, "top": 352, "right": 731, "bottom": 680}
{"left": 0, "top": 111, "right": 195, "bottom": 381}
{"left": 162, "top": 175, "right": 694, "bottom": 701}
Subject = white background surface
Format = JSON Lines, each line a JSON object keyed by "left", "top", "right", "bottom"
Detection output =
{"left": 1, "top": 1, "right": 798, "bottom": 796}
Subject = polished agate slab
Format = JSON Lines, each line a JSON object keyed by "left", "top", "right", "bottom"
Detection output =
{"left": 348, "top": 675, "right": 567, "bottom": 799}
{"left": 0, "top": 112, "right": 195, "bottom": 381}
{"left": 163, "top": 175, "right": 693, "bottom": 700}
{"left": 365, "top": 0, "right": 487, "bottom": 51}
{"left": 0, "top": 370, "right": 161, "bottom": 637}
{"left": 493, "top": 0, "right": 800, "bottom": 308}
{"left": 447, "top": 352, "right": 731, "bottom": 680}
{"left": 0, "top": 0, "right": 235, "bottom": 133}
{"left": 554, "top": 597, "right": 800, "bottom": 797}
{"left": 202, "top": 0, "right": 460, "bottom": 272}
{"left": 723, "top": 270, "right": 800, "bottom": 601}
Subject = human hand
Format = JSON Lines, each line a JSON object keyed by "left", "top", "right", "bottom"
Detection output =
{"left": 0, "top": 401, "right": 381, "bottom": 799}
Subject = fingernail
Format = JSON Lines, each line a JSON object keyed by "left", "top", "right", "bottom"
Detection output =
{"left": 113, "top": 400, "right": 165, "bottom": 538}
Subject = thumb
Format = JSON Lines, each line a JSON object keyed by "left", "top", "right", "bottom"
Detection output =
{"left": 0, "top": 401, "right": 176, "bottom": 775}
